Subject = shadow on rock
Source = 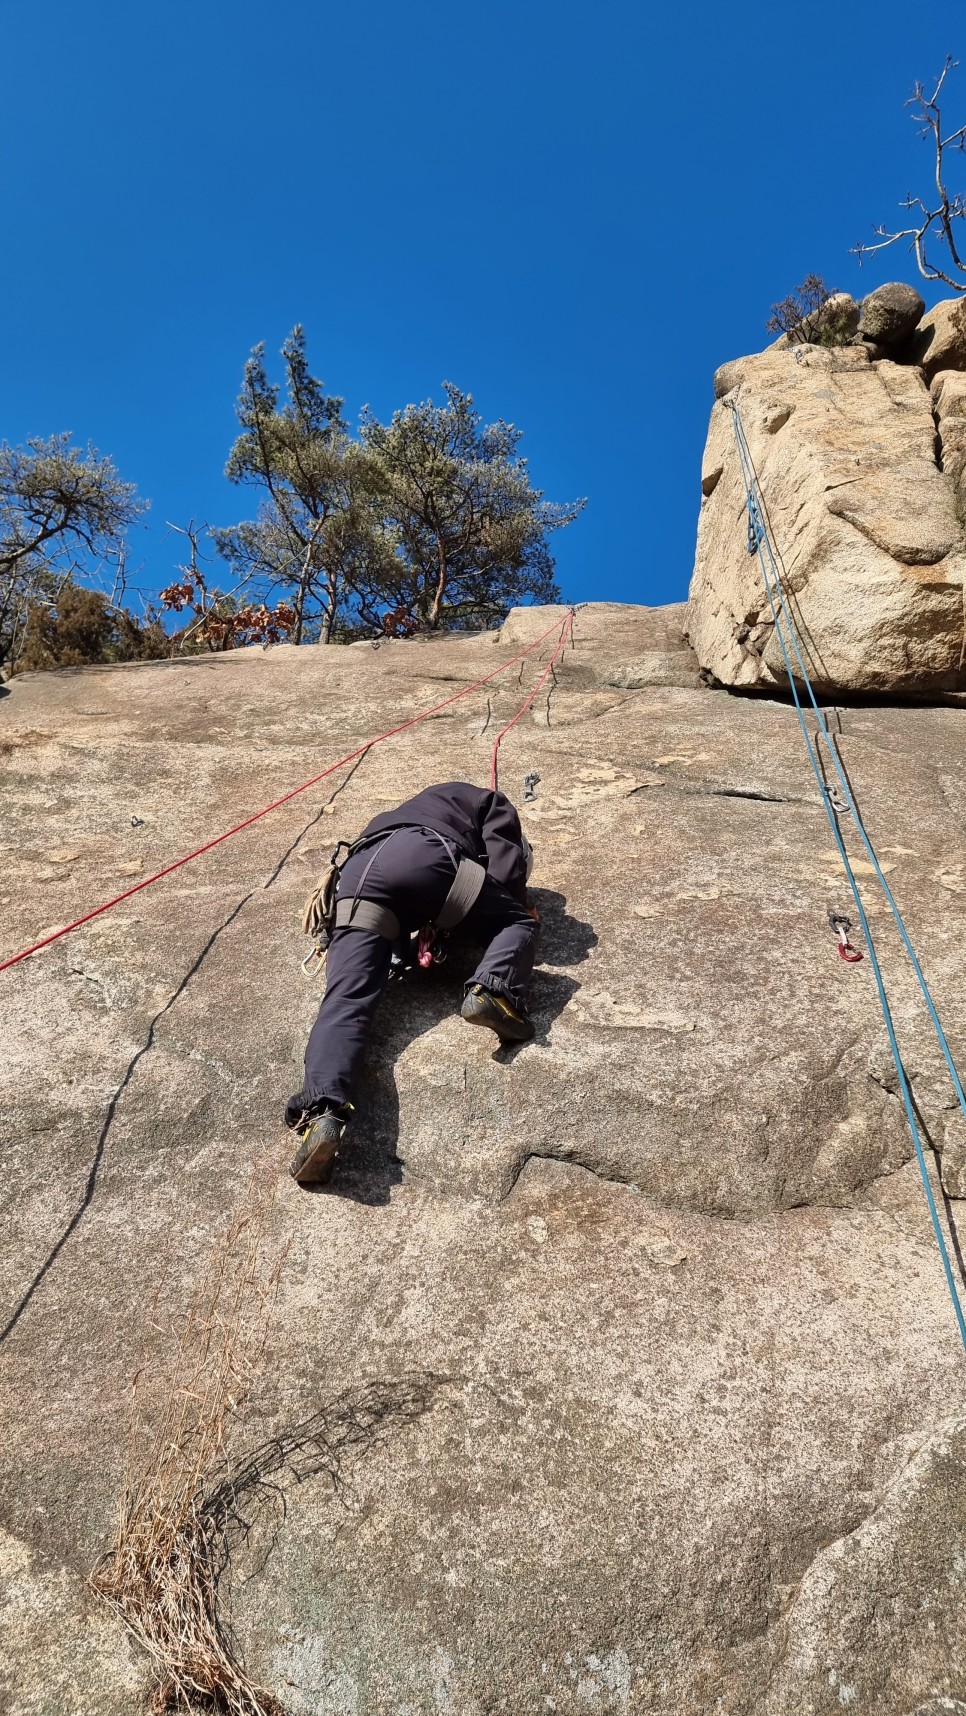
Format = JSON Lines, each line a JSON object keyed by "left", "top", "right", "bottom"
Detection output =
{"left": 500, "top": 887, "right": 598, "bottom": 1063}
{"left": 530, "top": 887, "right": 598, "bottom": 968}
{"left": 326, "top": 888, "right": 597, "bottom": 1205}
{"left": 910, "top": 1093, "right": 966, "bottom": 1300}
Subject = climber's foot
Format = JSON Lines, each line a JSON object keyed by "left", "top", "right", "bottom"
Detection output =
{"left": 460, "top": 984, "right": 535, "bottom": 1044}
{"left": 288, "top": 1104, "right": 352, "bottom": 1188}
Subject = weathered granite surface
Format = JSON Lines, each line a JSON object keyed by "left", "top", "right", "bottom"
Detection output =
{"left": 688, "top": 345, "right": 966, "bottom": 696}
{"left": 2, "top": 602, "right": 966, "bottom": 1714}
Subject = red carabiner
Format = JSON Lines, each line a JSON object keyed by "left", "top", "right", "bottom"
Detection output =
{"left": 837, "top": 941, "right": 864, "bottom": 964}
{"left": 829, "top": 913, "right": 863, "bottom": 964}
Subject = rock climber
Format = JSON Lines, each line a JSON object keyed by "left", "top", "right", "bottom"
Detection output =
{"left": 286, "top": 780, "right": 539, "bottom": 1187}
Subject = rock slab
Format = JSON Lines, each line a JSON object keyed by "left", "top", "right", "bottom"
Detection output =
{"left": 2, "top": 606, "right": 966, "bottom": 1713}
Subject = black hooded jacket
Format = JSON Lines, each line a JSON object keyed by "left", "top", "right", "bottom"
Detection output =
{"left": 360, "top": 781, "right": 528, "bottom": 904}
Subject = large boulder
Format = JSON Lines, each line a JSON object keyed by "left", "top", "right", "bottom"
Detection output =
{"left": 859, "top": 280, "right": 925, "bottom": 349}
{"left": 688, "top": 345, "right": 966, "bottom": 694}
{"left": 3, "top": 608, "right": 966, "bottom": 1713}
{"left": 909, "top": 296, "right": 966, "bottom": 381}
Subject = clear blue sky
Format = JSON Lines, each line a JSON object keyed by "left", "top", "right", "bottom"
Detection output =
{"left": 1, "top": 0, "right": 959, "bottom": 613}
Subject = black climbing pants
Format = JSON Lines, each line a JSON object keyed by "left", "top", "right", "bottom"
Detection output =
{"left": 286, "top": 828, "right": 538, "bottom": 1123}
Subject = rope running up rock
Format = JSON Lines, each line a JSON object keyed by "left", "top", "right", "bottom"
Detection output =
{"left": 0, "top": 613, "right": 573, "bottom": 977}
{"left": 489, "top": 610, "right": 575, "bottom": 792}
{"left": 729, "top": 395, "right": 966, "bottom": 1354}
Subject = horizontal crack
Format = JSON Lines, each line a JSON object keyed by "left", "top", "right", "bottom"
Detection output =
{"left": 708, "top": 787, "right": 788, "bottom": 803}
{"left": 501, "top": 1149, "right": 642, "bottom": 1202}
{"left": 641, "top": 779, "right": 821, "bottom": 809}
{"left": 499, "top": 1149, "right": 927, "bottom": 1223}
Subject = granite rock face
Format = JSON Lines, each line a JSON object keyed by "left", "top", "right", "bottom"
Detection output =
{"left": 932, "top": 369, "right": 966, "bottom": 524}
{"left": 2, "top": 604, "right": 966, "bottom": 1714}
{"left": 765, "top": 1414, "right": 966, "bottom": 1715}
{"left": 688, "top": 345, "right": 966, "bottom": 694}
{"left": 911, "top": 297, "right": 966, "bottom": 382}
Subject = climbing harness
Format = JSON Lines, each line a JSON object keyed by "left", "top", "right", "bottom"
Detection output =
{"left": 297, "top": 626, "right": 562, "bottom": 978}
{"left": 828, "top": 912, "right": 863, "bottom": 963}
{"left": 299, "top": 824, "right": 486, "bottom": 975}
{"left": 0, "top": 613, "right": 571, "bottom": 975}
{"left": 728, "top": 395, "right": 966, "bottom": 1353}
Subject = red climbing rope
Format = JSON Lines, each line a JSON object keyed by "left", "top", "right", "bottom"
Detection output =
{"left": 1, "top": 614, "right": 572, "bottom": 976}
{"left": 490, "top": 609, "right": 575, "bottom": 791}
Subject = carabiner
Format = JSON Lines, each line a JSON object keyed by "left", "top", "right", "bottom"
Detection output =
{"left": 301, "top": 943, "right": 327, "bottom": 981}
{"left": 828, "top": 912, "right": 863, "bottom": 964}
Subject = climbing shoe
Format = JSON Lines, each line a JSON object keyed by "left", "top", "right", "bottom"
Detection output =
{"left": 288, "top": 1104, "right": 352, "bottom": 1188}
{"left": 460, "top": 984, "right": 535, "bottom": 1044}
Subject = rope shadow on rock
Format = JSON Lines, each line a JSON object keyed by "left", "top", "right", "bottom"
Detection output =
{"left": 910, "top": 1094, "right": 966, "bottom": 1295}
{"left": 322, "top": 888, "right": 597, "bottom": 1207}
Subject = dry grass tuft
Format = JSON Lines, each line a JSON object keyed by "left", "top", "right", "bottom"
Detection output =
{"left": 91, "top": 1148, "right": 449, "bottom": 1715}
{"left": 91, "top": 1162, "right": 290, "bottom": 1716}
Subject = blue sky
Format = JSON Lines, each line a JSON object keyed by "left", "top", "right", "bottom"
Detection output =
{"left": 1, "top": 0, "right": 960, "bottom": 614}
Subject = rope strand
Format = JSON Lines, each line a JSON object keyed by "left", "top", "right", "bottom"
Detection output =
{"left": 490, "top": 610, "right": 575, "bottom": 790}
{"left": 1, "top": 614, "right": 572, "bottom": 976}
{"left": 729, "top": 398, "right": 966, "bottom": 1353}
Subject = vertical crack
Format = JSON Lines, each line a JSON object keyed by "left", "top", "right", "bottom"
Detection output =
{"left": 1, "top": 754, "right": 376, "bottom": 1344}
{"left": 0, "top": 888, "right": 255, "bottom": 1346}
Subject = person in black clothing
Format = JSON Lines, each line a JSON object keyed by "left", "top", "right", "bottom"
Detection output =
{"left": 287, "top": 781, "right": 539, "bottom": 1187}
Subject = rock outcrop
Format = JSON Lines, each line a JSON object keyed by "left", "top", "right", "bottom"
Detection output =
{"left": 3, "top": 604, "right": 966, "bottom": 1714}
{"left": 688, "top": 290, "right": 966, "bottom": 696}
{"left": 911, "top": 297, "right": 966, "bottom": 381}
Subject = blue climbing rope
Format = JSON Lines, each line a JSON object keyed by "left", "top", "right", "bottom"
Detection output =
{"left": 728, "top": 396, "right": 966, "bottom": 1354}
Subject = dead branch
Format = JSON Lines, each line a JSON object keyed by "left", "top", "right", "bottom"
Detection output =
{"left": 161, "top": 522, "right": 290, "bottom": 653}
{"left": 854, "top": 55, "right": 966, "bottom": 288}
{"left": 91, "top": 1145, "right": 449, "bottom": 1715}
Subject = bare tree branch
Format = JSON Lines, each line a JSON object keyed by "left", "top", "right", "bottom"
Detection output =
{"left": 854, "top": 56, "right": 966, "bottom": 288}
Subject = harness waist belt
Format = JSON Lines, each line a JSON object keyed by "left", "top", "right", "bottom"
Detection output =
{"left": 335, "top": 854, "right": 487, "bottom": 941}
{"left": 435, "top": 857, "right": 486, "bottom": 929}
{"left": 333, "top": 898, "right": 401, "bottom": 939}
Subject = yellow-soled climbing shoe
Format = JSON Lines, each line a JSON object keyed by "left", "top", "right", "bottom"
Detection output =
{"left": 460, "top": 984, "right": 535, "bottom": 1044}
{"left": 288, "top": 1107, "right": 350, "bottom": 1188}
